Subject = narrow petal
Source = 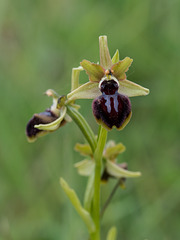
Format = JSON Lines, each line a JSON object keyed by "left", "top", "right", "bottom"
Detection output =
{"left": 74, "top": 160, "right": 95, "bottom": 176}
{"left": 60, "top": 178, "right": 95, "bottom": 234}
{"left": 119, "top": 79, "right": 150, "bottom": 97}
{"left": 99, "top": 35, "right": 112, "bottom": 69}
{"left": 45, "top": 89, "right": 59, "bottom": 98}
{"left": 105, "top": 143, "right": 126, "bottom": 160}
{"left": 67, "top": 82, "right": 100, "bottom": 101}
{"left": 71, "top": 66, "right": 83, "bottom": 91}
{"left": 80, "top": 60, "right": 105, "bottom": 82}
{"left": 111, "top": 57, "right": 133, "bottom": 81}
{"left": 74, "top": 143, "right": 93, "bottom": 157}
{"left": 45, "top": 89, "right": 60, "bottom": 115}
{"left": 106, "top": 160, "right": 141, "bottom": 178}
{"left": 111, "top": 49, "right": 119, "bottom": 64}
{"left": 35, "top": 106, "right": 66, "bottom": 131}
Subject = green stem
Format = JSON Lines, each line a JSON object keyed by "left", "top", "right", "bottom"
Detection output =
{"left": 91, "top": 126, "right": 107, "bottom": 240}
{"left": 84, "top": 172, "right": 94, "bottom": 212}
{"left": 66, "top": 105, "right": 97, "bottom": 152}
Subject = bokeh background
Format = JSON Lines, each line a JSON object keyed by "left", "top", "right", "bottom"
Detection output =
{"left": 0, "top": 0, "right": 179, "bottom": 239}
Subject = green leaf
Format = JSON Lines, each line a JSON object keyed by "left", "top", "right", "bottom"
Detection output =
{"left": 107, "top": 227, "right": 117, "bottom": 240}
{"left": 119, "top": 79, "right": 150, "bottom": 97}
{"left": 35, "top": 106, "right": 66, "bottom": 131}
{"left": 60, "top": 178, "right": 95, "bottom": 234}
{"left": 106, "top": 160, "right": 141, "bottom": 178}
{"left": 105, "top": 143, "right": 126, "bottom": 160}
{"left": 111, "top": 57, "right": 133, "bottom": 81}
{"left": 111, "top": 50, "right": 119, "bottom": 64}
{"left": 71, "top": 66, "right": 83, "bottom": 91}
{"left": 80, "top": 60, "right": 105, "bottom": 82}
{"left": 67, "top": 82, "right": 100, "bottom": 101}
{"left": 99, "top": 35, "right": 112, "bottom": 69}
{"left": 74, "top": 143, "right": 93, "bottom": 157}
{"left": 74, "top": 159, "right": 95, "bottom": 176}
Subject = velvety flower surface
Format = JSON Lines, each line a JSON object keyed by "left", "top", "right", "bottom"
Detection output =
{"left": 92, "top": 79, "right": 132, "bottom": 130}
{"left": 67, "top": 36, "right": 149, "bottom": 130}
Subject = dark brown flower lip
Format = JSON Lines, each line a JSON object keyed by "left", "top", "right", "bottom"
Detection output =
{"left": 92, "top": 93, "right": 131, "bottom": 130}
{"left": 26, "top": 109, "right": 59, "bottom": 139}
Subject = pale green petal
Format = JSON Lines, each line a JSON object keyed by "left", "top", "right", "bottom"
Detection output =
{"left": 80, "top": 60, "right": 105, "bottom": 82}
{"left": 106, "top": 160, "right": 141, "bottom": 178}
{"left": 67, "top": 82, "right": 100, "bottom": 101}
{"left": 74, "top": 159, "right": 95, "bottom": 176}
{"left": 35, "top": 106, "right": 66, "bottom": 131}
{"left": 105, "top": 143, "right": 126, "bottom": 160}
{"left": 71, "top": 66, "right": 83, "bottom": 91}
{"left": 111, "top": 57, "right": 133, "bottom": 81}
{"left": 99, "top": 35, "right": 112, "bottom": 69}
{"left": 74, "top": 143, "right": 93, "bottom": 157}
{"left": 107, "top": 227, "right": 117, "bottom": 240}
{"left": 60, "top": 178, "right": 95, "bottom": 234}
{"left": 111, "top": 50, "right": 119, "bottom": 64}
{"left": 119, "top": 79, "right": 150, "bottom": 97}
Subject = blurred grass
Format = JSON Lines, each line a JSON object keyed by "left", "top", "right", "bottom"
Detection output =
{"left": 0, "top": 0, "right": 179, "bottom": 239}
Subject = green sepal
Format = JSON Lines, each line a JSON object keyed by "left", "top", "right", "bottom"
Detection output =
{"left": 107, "top": 227, "right": 117, "bottom": 240}
{"left": 67, "top": 79, "right": 149, "bottom": 101}
{"left": 111, "top": 57, "right": 133, "bottom": 81}
{"left": 105, "top": 143, "right": 126, "bottom": 160}
{"left": 35, "top": 106, "right": 66, "bottom": 131}
{"left": 67, "top": 82, "right": 100, "bottom": 101}
{"left": 118, "top": 80, "right": 150, "bottom": 97}
{"left": 111, "top": 50, "right": 119, "bottom": 64}
{"left": 74, "top": 143, "right": 93, "bottom": 157}
{"left": 99, "top": 35, "right": 112, "bottom": 69}
{"left": 74, "top": 159, "right": 95, "bottom": 176}
{"left": 71, "top": 66, "right": 83, "bottom": 91}
{"left": 80, "top": 60, "right": 105, "bottom": 82}
{"left": 60, "top": 178, "right": 95, "bottom": 234}
{"left": 106, "top": 160, "right": 141, "bottom": 178}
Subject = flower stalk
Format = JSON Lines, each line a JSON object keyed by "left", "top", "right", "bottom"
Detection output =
{"left": 66, "top": 105, "right": 97, "bottom": 153}
{"left": 91, "top": 126, "right": 107, "bottom": 240}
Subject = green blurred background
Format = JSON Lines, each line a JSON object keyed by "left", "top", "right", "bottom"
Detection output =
{"left": 0, "top": 0, "right": 179, "bottom": 239}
